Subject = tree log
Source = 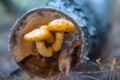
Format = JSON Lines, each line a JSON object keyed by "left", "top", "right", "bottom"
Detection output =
{"left": 9, "top": 0, "right": 112, "bottom": 79}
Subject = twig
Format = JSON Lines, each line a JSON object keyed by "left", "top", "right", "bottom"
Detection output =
{"left": 111, "top": 58, "right": 117, "bottom": 72}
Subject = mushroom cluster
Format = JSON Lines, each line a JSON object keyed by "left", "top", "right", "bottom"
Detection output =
{"left": 24, "top": 18, "right": 76, "bottom": 57}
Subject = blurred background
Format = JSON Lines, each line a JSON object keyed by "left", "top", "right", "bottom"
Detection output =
{"left": 0, "top": 0, "right": 48, "bottom": 79}
{"left": 0, "top": 0, "right": 120, "bottom": 79}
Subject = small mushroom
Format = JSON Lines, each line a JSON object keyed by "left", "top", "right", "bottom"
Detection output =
{"left": 24, "top": 25, "right": 54, "bottom": 57}
{"left": 24, "top": 25, "right": 54, "bottom": 43}
{"left": 48, "top": 18, "right": 76, "bottom": 33}
{"left": 48, "top": 18, "right": 76, "bottom": 52}
{"left": 52, "top": 32, "right": 64, "bottom": 52}
{"left": 24, "top": 19, "right": 76, "bottom": 57}
{"left": 36, "top": 41, "right": 53, "bottom": 57}
{"left": 39, "top": 25, "right": 48, "bottom": 29}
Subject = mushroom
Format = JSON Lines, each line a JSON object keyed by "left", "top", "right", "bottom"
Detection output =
{"left": 24, "top": 18, "right": 76, "bottom": 57}
{"left": 51, "top": 32, "right": 64, "bottom": 52}
{"left": 48, "top": 18, "right": 76, "bottom": 52}
{"left": 36, "top": 41, "right": 53, "bottom": 57}
{"left": 48, "top": 18, "right": 76, "bottom": 33}
{"left": 24, "top": 25, "right": 54, "bottom": 57}
{"left": 24, "top": 25, "right": 54, "bottom": 43}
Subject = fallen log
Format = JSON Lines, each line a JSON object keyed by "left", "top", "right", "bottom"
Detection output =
{"left": 9, "top": 0, "right": 113, "bottom": 79}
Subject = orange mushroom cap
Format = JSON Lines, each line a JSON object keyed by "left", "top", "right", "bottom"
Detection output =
{"left": 24, "top": 28, "right": 54, "bottom": 43}
{"left": 48, "top": 18, "right": 76, "bottom": 33}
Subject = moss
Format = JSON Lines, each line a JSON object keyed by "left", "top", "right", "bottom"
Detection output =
{"left": 18, "top": 77, "right": 26, "bottom": 80}
{"left": 1, "top": 78, "right": 7, "bottom": 80}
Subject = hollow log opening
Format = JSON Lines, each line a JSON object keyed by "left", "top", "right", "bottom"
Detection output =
{"left": 9, "top": 8, "right": 83, "bottom": 78}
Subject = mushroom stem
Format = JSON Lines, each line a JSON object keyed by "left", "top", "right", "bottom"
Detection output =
{"left": 35, "top": 41, "right": 53, "bottom": 57}
{"left": 52, "top": 32, "right": 64, "bottom": 52}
